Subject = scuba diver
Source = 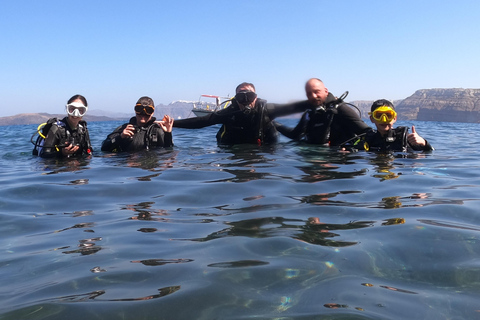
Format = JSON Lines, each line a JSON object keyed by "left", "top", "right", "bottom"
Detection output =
{"left": 172, "top": 82, "right": 312, "bottom": 146}
{"left": 32, "top": 94, "right": 93, "bottom": 158}
{"left": 101, "top": 96, "right": 174, "bottom": 152}
{"left": 274, "top": 78, "right": 371, "bottom": 146}
{"left": 353, "top": 99, "right": 433, "bottom": 152}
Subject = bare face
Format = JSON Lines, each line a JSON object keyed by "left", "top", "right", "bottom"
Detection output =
{"left": 305, "top": 79, "right": 329, "bottom": 106}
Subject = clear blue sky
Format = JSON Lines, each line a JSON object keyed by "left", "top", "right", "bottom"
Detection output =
{"left": 1, "top": 0, "right": 479, "bottom": 117}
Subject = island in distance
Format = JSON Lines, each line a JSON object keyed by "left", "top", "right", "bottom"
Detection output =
{"left": 1, "top": 88, "right": 480, "bottom": 126}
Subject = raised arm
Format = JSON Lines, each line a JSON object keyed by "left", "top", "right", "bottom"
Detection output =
{"left": 266, "top": 100, "right": 312, "bottom": 120}
{"left": 173, "top": 113, "right": 221, "bottom": 129}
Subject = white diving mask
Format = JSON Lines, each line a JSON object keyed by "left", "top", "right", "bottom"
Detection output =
{"left": 66, "top": 102, "right": 88, "bottom": 117}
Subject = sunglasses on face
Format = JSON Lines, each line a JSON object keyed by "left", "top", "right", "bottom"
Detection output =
{"left": 134, "top": 104, "right": 154, "bottom": 116}
{"left": 235, "top": 91, "right": 257, "bottom": 105}
{"left": 369, "top": 106, "right": 397, "bottom": 123}
{"left": 66, "top": 103, "right": 88, "bottom": 117}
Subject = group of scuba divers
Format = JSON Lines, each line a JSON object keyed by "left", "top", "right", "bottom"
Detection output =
{"left": 32, "top": 78, "right": 433, "bottom": 159}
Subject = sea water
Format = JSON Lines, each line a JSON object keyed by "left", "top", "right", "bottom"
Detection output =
{"left": 1, "top": 119, "right": 480, "bottom": 320}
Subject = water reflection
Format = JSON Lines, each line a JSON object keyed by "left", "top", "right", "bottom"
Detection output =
{"left": 297, "top": 217, "right": 374, "bottom": 247}
{"left": 369, "top": 154, "right": 400, "bottom": 181}
{"left": 52, "top": 179, "right": 90, "bottom": 185}
{"left": 55, "top": 222, "right": 95, "bottom": 233}
{"left": 131, "top": 258, "right": 194, "bottom": 266}
{"left": 4, "top": 122, "right": 480, "bottom": 319}
{"left": 298, "top": 162, "right": 368, "bottom": 183}
{"left": 53, "top": 285, "right": 181, "bottom": 302}
{"left": 294, "top": 191, "right": 463, "bottom": 209}
{"left": 47, "top": 217, "right": 103, "bottom": 255}
{"left": 125, "top": 201, "right": 169, "bottom": 221}
{"left": 418, "top": 219, "right": 480, "bottom": 232}
{"left": 187, "top": 216, "right": 374, "bottom": 247}
{"left": 208, "top": 260, "right": 269, "bottom": 268}
{"left": 62, "top": 237, "right": 102, "bottom": 256}
{"left": 101, "top": 149, "right": 178, "bottom": 181}
{"left": 378, "top": 196, "right": 403, "bottom": 208}
{"left": 369, "top": 153, "right": 429, "bottom": 181}
{"left": 375, "top": 193, "right": 465, "bottom": 209}
{"left": 90, "top": 266, "right": 106, "bottom": 273}
{"left": 211, "top": 147, "right": 277, "bottom": 183}
{"left": 291, "top": 191, "right": 363, "bottom": 206}
{"left": 65, "top": 210, "right": 94, "bottom": 217}
{"left": 288, "top": 147, "right": 368, "bottom": 182}
{"left": 37, "top": 157, "right": 92, "bottom": 174}
{"left": 382, "top": 218, "right": 406, "bottom": 226}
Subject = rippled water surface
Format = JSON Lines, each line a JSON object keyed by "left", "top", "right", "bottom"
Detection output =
{"left": 1, "top": 119, "right": 480, "bottom": 319}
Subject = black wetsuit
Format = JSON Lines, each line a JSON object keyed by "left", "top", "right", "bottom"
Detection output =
{"left": 173, "top": 98, "right": 310, "bottom": 145}
{"left": 274, "top": 93, "right": 371, "bottom": 146}
{"left": 101, "top": 117, "right": 173, "bottom": 152}
{"left": 38, "top": 117, "right": 93, "bottom": 158}
{"left": 358, "top": 126, "right": 433, "bottom": 152}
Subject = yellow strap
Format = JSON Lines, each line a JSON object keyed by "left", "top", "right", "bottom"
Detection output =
{"left": 221, "top": 125, "right": 227, "bottom": 138}
{"left": 37, "top": 121, "right": 60, "bottom": 152}
{"left": 37, "top": 122, "right": 47, "bottom": 139}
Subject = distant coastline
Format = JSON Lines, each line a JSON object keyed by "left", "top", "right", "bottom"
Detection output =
{"left": 0, "top": 113, "right": 128, "bottom": 126}
{"left": 3, "top": 88, "right": 480, "bottom": 125}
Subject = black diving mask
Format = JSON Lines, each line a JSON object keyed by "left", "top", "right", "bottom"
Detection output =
{"left": 135, "top": 104, "right": 155, "bottom": 116}
{"left": 235, "top": 91, "right": 257, "bottom": 106}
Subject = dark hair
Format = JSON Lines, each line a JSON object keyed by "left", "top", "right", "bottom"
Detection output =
{"left": 68, "top": 94, "right": 88, "bottom": 106}
{"left": 371, "top": 99, "right": 394, "bottom": 112}
{"left": 235, "top": 82, "right": 255, "bottom": 93}
{"left": 135, "top": 96, "right": 155, "bottom": 107}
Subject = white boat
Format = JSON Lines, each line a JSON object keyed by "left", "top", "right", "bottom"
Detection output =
{"left": 191, "top": 94, "right": 231, "bottom": 117}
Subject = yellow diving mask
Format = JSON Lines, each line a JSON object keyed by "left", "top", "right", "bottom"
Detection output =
{"left": 369, "top": 106, "right": 397, "bottom": 124}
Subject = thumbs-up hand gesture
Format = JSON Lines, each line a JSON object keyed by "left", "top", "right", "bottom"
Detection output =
{"left": 407, "top": 125, "right": 426, "bottom": 147}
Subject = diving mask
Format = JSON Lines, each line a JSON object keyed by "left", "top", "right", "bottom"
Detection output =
{"left": 235, "top": 91, "right": 257, "bottom": 106}
{"left": 66, "top": 102, "right": 88, "bottom": 117}
{"left": 369, "top": 106, "right": 397, "bottom": 124}
{"left": 135, "top": 104, "right": 155, "bottom": 116}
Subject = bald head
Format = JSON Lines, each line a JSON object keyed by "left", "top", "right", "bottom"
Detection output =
{"left": 305, "top": 78, "right": 329, "bottom": 106}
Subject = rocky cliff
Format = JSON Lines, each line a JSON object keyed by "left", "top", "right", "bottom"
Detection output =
{"left": 396, "top": 88, "right": 480, "bottom": 122}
